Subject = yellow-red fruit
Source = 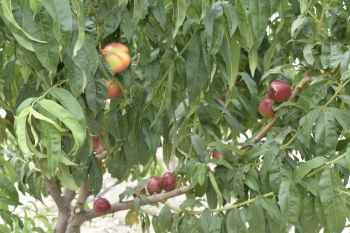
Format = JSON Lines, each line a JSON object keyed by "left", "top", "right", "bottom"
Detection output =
{"left": 160, "top": 172, "right": 176, "bottom": 191}
{"left": 102, "top": 43, "right": 130, "bottom": 73}
{"left": 268, "top": 81, "right": 292, "bottom": 103}
{"left": 93, "top": 198, "right": 111, "bottom": 213}
{"left": 212, "top": 149, "right": 227, "bottom": 161}
{"left": 258, "top": 98, "right": 276, "bottom": 118}
{"left": 106, "top": 81, "right": 121, "bottom": 99}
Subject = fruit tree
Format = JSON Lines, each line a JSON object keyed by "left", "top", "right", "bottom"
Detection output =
{"left": 1, "top": 0, "right": 350, "bottom": 232}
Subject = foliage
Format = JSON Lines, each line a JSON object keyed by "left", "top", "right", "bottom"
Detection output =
{"left": 0, "top": 0, "right": 350, "bottom": 232}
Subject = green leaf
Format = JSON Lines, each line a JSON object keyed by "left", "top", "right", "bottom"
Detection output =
{"left": 40, "top": 108, "right": 62, "bottom": 173}
{"left": 301, "top": 195, "right": 320, "bottom": 233}
{"left": 240, "top": 72, "right": 259, "bottom": 106}
{"left": 172, "top": 0, "right": 186, "bottom": 38}
{"left": 38, "top": 99, "right": 86, "bottom": 153}
{"left": 14, "top": 108, "right": 32, "bottom": 156}
{"left": 48, "top": 87, "right": 86, "bottom": 133}
{"left": 278, "top": 180, "right": 300, "bottom": 231}
{"left": 329, "top": 107, "right": 350, "bottom": 133}
{"left": 202, "top": 2, "right": 223, "bottom": 55}
{"left": 0, "top": 178, "right": 19, "bottom": 203}
{"left": 250, "top": 0, "right": 271, "bottom": 44}
{"left": 96, "top": 0, "right": 122, "bottom": 41}
{"left": 259, "top": 196, "right": 280, "bottom": 222}
{"left": 220, "top": 28, "right": 240, "bottom": 89}
{"left": 127, "top": 92, "right": 147, "bottom": 146}
{"left": 319, "top": 168, "right": 347, "bottom": 233}
{"left": 56, "top": 164, "right": 79, "bottom": 190}
{"left": 124, "top": 132, "right": 151, "bottom": 167}
{"left": 263, "top": 40, "right": 279, "bottom": 72}
{"left": 186, "top": 30, "right": 209, "bottom": 101}
{"left": 314, "top": 110, "right": 338, "bottom": 157}
{"left": 29, "top": 0, "right": 43, "bottom": 15}
{"left": 158, "top": 205, "right": 171, "bottom": 232}
{"left": 88, "top": 156, "right": 103, "bottom": 196}
{"left": 21, "top": 2, "right": 60, "bottom": 73}
{"left": 150, "top": 0, "right": 166, "bottom": 30}
{"left": 70, "top": 0, "right": 85, "bottom": 57}
{"left": 1, "top": 0, "right": 46, "bottom": 43}
{"left": 209, "top": 172, "right": 224, "bottom": 206}
{"left": 190, "top": 134, "right": 208, "bottom": 163}
{"left": 209, "top": 214, "right": 222, "bottom": 233}
{"left": 226, "top": 209, "right": 246, "bottom": 233}
{"left": 221, "top": 2, "right": 237, "bottom": 37}
{"left": 260, "top": 145, "right": 280, "bottom": 182}
{"left": 42, "top": 0, "right": 72, "bottom": 55}
{"left": 224, "top": 114, "right": 247, "bottom": 138}
{"left": 292, "top": 157, "right": 328, "bottom": 182}
{"left": 200, "top": 209, "right": 211, "bottom": 233}
{"left": 85, "top": 75, "right": 108, "bottom": 116}
{"left": 301, "top": 106, "right": 321, "bottom": 145}
{"left": 247, "top": 198, "right": 265, "bottom": 233}
{"left": 297, "top": 79, "right": 328, "bottom": 112}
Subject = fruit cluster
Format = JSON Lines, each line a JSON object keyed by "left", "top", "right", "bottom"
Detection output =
{"left": 146, "top": 172, "right": 177, "bottom": 195}
{"left": 258, "top": 81, "right": 292, "bottom": 118}
{"left": 102, "top": 43, "right": 131, "bottom": 100}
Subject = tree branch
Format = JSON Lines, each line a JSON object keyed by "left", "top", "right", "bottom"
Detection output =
{"left": 84, "top": 185, "right": 192, "bottom": 220}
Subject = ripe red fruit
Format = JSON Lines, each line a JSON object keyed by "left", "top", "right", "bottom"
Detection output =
{"left": 102, "top": 43, "right": 131, "bottom": 73}
{"left": 212, "top": 149, "right": 227, "bottom": 161}
{"left": 258, "top": 98, "right": 276, "bottom": 118}
{"left": 147, "top": 176, "right": 162, "bottom": 195}
{"left": 160, "top": 172, "right": 176, "bottom": 191}
{"left": 268, "top": 81, "right": 292, "bottom": 103}
{"left": 106, "top": 81, "right": 121, "bottom": 99}
{"left": 93, "top": 198, "right": 111, "bottom": 213}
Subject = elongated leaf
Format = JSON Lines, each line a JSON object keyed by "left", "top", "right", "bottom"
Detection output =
{"left": 222, "top": 2, "right": 237, "bottom": 37}
{"left": 250, "top": 0, "right": 271, "bottom": 44}
{"left": 301, "top": 106, "right": 321, "bottom": 145}
{"left": 202, "top": 2, "right": 223, "bottom": 55}
{"left": 70, "top": 0, "right": 85, "bottom": 56}
{"left": 301, "top": 195, "right": 320, "bottom": 233}
{"left": 191, "top": 134, "right": 208, "bottom": 163}
{"left": 124, "top": 132, "right": 151, "bottom": 167}
{"left": 40, "top": 108, "right": 62, "bottom": 173}
{"left": 0, "top": 178, "right": 19, "bottom": 203}
{"left": 57, "top": 164, "right": 79, "bottom": 191}
{"left": 209, "top": 172, "right": 223, "bottom": 207}
{"left": 200, "top": 209, "right": 211, "bottom": 233}
{"left": 329, "top": 107, "right": 350, "bottom": 133}
{"left": 220, "top": 26, "right": 240, "bottom": 89}
{"left": 29, "top": 0, "right": 43, "bottom": 15}
{"left": 158, "top": 205, "right": 171, "bottom": 232}
{"left": 260, "top": 144, "right": 280, "bottom": 182}
{"left": 21, "top": 1, "right": 60, "bottom": 73}
{"left": 314, "top": 110, "right": 337, "bottom": 157}
{"left": 14, "top": 108, "right": 32, "bottom": 156}
{"left": 224, "top": 114, "right": 247, "bottom": 137}
{"left": 319, "top": 168, "right": 346, "bottom": 233}
{"left": 278, "top": 180, "right": 300, "bottom": 231}
{"left": 127, "top": 92, "right": 147, "bottom": 146}
{"left": 88, "top": 156, "right": 103, "bottom": 196}
{"left": 292, "top": 157, "right": 328, "bottom": 182}
{"left": 297, "top": 79, "right": 328, "bottom": 112}
{"left": 1, "top": 0, "right": 46, "bottom": 43}
{"left": 96, "top": 0, "right": 122, "bottom": 41}
{"left": 186, "top": 31, "right": 209, "bottom": 101}
{"left": 85, "top": 75, "right": 108, "bottom": 116}
{"left": 240, "top": 72, "right": 259, "bottom": 106}
{"left": 42, "top": 0, "right": 72, "bottom": 55}
{"left": 172, "top": 0, "right": 186, "bottom": 38}
{"left": 259, "top": 196, "right": 280, "bottom": 222}
{"left": 29, "top": 108, "right": 66, "bottom": 132}
{"left": 247, "top": 198, "right": 265, "bottom": 233}
{"left": 150, "top": 0, "right": 166, "bottom": 30}
{"left": 38, "top": 99, "right": 85, "bottom": 153}
{"left": 49, "top": 87, "right": 86, "bottom": 132}
{"left": 226, "top": 209, "right": 246, "bottom": 233}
